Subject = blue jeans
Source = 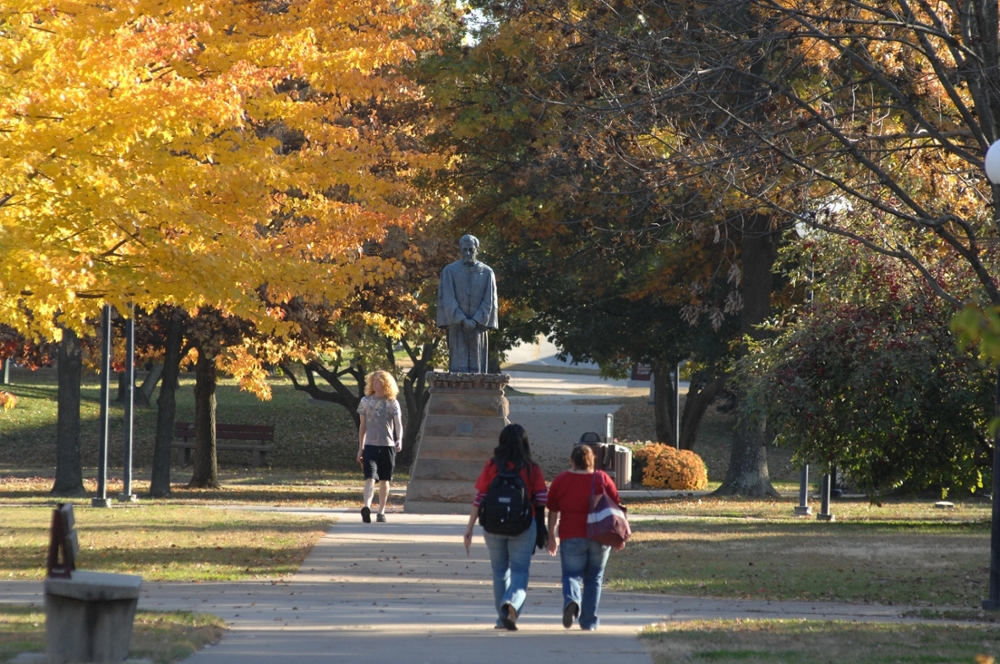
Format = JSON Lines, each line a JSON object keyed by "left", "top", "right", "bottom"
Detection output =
{"left": 483, "top": 521, "right": 536, "bottom": 624}
{"left": 559, "top": 537, "right": 610, "bottom": 630}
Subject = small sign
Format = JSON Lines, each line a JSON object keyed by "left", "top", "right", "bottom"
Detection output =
{"left": 630, "top": 364, "right": 652, "bottom": 381}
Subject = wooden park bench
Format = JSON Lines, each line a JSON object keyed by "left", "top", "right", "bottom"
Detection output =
{"left": 172, "top": 421, "right": 276, "bottom": 467}
{"left": 43, "top": 503, "right": 142, "bottom": 663}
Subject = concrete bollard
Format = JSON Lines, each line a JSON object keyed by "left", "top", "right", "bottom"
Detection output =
{"left": 44, "top": 571, "right": 142, "bottom": 663}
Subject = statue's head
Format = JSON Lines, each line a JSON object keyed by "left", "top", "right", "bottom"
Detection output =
{"left": 459, "top": 234, "right": 480, "bottom": 265}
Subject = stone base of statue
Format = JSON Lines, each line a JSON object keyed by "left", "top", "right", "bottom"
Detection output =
{"left": 403, "top": 372, "right": 510, "bottom": 514}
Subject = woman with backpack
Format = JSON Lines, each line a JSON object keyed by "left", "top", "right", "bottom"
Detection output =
{"left": 545, "top": 444, "right": 620, "bottom": 631}
{"left": 463, "top": 423, "right": 548, "bottom": 631}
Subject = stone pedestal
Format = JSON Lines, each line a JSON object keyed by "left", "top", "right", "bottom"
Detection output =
{"left": 44, "top": 570, "right": 142, "bottom": 663}
{"left": 404, "top": 372, "right": 510, "bottom": 514}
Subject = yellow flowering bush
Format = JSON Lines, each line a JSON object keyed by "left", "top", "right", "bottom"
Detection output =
{"left": 629, "top": 442, "right": 708, "bottom": 490}
{"left": 0, "top": 391, "right": 17, "bottom": 410}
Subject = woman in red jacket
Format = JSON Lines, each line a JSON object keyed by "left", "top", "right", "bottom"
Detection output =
{"left": 546, "top": 444, "right": 619, "bottom": 631}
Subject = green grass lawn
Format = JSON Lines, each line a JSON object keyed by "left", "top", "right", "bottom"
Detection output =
{"left": 640, "top": 619, "right": 1000, "bottom": 664}
{"left": 0, "top": 505, "right": 332, "bottom": 581}
{"left": 0, "top": 369, "right": 361, "bottom": 475}
{"left": 610, "top": 517, "right": 990, "bottom": 607}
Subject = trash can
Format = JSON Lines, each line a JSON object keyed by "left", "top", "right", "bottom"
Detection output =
{"left": 605, "top": 444, "right": 632, "bottom": 490}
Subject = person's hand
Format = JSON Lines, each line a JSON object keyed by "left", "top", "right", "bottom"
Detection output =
{"left": 462, "top": 318, "right": 476, "bottom": 332}
{"left": 547, "top": 538, "right": 558, "bottom": 556}
{"left": 463, "top": 529, "right": 473, "bottom": 554}
{"left": 356, "top": 450, "right": 364, "bottom": 464}
{"left": 395, "top": 443, "right": 402, "bottom": 453}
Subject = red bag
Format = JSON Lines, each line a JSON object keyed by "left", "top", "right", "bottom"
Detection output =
{"left": 586, "top": 471, "right": 631, "bottom": 551}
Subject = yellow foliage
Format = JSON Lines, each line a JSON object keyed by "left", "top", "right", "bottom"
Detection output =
{"left": 219, "top": 345, "right": 272, "bottom": 401}
{"left": 631, "top": 443, "right": 708, "bottom": 491}
{"left": 0, "top": 391, "right": 16, "bottom": 410}
{"left": 0, "top": 0, "right": 449, "bottom": 341}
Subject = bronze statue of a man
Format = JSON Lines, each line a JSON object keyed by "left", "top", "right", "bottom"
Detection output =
{"left": 436, "top": 235, "right": 498, "bottom": 373}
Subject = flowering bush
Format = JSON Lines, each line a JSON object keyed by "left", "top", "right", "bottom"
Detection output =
{"left": 628, "top": 442, "right": 708, "bottom": 490}
{"left": 0, "top": 391, "right": 17, "bottom": 410}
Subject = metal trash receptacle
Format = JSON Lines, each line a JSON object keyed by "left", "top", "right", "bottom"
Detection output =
{"left": 604, "top": 444, "right": 632, "bottom": 490}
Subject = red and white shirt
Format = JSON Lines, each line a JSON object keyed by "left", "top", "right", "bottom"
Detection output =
{"left": 546, "top": 470, "right": 619, "bottom": 540}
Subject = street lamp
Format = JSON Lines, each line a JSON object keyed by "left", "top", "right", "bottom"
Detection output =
{"left": 985, "top": 140, "right": 1000, "bottom": 185}
{"left": 793, "top": 222, "right": 815, "bottom": 517}
{"left": 983, "top": 139, "right": 1000, "bottom": 610}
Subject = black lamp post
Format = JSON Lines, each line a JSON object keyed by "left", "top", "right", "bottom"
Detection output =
{"left": 119, "top": 305, "right": 137, "bottom": 503}
{"left": 91, "top": 305, "right": 113, "bottom": 508}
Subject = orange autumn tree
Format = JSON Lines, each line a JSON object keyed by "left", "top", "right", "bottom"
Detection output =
{"left": 0, "top": 1, "right": 447, "bottom": 490}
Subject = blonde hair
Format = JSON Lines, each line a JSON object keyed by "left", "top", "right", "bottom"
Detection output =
{"left": 365, "top": 370, "right": 399, "bottom": 400}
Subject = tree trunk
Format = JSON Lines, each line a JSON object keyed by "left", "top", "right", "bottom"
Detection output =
{"left": 136, "top": 363, "right": 163, "bottom": 407}
{"left": 281, "top": 360, "right": 365, "bottom": 429}
{"left": 149, "top": 315, "right": 183, "bottom": 497}
{"left": 715, "top": 413, "right": 779, "bottom": 496}
{"left": 678, "top": 372, "right": 726, "bottom": 451}
{"left": 651, "top": 360, "right": 679, "bottom": 445}
{"left": 114, "top": 371, "right": 127, "bottom": 404}
{"left": 116, "top": 364, "right": 160, "bottom": 406}
{"left": 188, "top": 347, "right": 219, "bottom": 488}
{"left": 714, "top": 213, "right": 780, "bottom": 497}
{"left": 52, "top": 327, "right": 85, "bottom": 496}
{"left": 397, "top": 339, "right": 438, "bottom": 466}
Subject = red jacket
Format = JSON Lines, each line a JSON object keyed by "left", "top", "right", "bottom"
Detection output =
{"left": 547, "top": 470, "right": 619, "bottom": 540}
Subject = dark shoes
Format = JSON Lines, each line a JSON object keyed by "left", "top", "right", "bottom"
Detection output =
{"left": 500, "top": 603, "right": 518, "bottom": 631}
{"left": 376, "top": 513, "right": 386, "bottom": 523}
{"left": 361, "top": 506, "right": 371, "bottom": 523}
{"left": 562, "top": 601, "right": 579, "bottom": 629}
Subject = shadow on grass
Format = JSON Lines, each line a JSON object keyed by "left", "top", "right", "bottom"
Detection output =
{"left": 0, "top": 486, "right": 361, "bottom": 504}
{"left": 641, "top": 619, "right": 1000, "bottom": 664}
{"left": 612, "top": 520, "right": 992, "bottom": 607}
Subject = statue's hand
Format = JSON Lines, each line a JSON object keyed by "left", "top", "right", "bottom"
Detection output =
{"left": 462, "top": 318, "right": 477, "bottom": 332}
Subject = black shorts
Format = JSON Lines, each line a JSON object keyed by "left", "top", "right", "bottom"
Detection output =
{"left": 362, "top": 445, "right": 396, "bottom": 482}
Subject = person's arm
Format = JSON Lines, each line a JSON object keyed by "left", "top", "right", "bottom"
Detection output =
{"left": 392, "top": 402, "right": 403, "bottom": 452}
{"left": 356, "top": 414, "right": 367, "bottom": 463}
{"left": 463, "top": 502, "right": 478, "bottom": 553}
{"left": 465, "top": 461, "right": 492, "bottom": 552}
{"left": 546, "top": 510, "right": 559, "bottom": 556}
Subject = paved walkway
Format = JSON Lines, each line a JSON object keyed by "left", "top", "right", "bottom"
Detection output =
{"left": 2, "top": 512, "right": 931, "bottom": 664}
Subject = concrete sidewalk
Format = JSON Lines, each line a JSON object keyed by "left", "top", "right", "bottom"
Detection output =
{"left": 2, "top": 512, "right": 934, "bottom": 664}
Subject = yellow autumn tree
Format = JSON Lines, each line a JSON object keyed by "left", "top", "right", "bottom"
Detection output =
{"left": 0, "top": 0, "right": 450, "bottom": 491}
{"left": 0, "top": 0, "right": 444, "bottom": 336}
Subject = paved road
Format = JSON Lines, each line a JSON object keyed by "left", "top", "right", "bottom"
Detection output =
{"left": 2, "top": 512, "right": 932, "bottom": 664}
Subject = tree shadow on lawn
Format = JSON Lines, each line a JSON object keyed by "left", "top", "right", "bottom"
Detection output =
{"left": 0, "top": 476, "right": 366, "bottom": 505}
{"left": 611, "top": 520, "right": 991, "bottom": 607}
{"left": 641, "top": 619, "right": 1000, "bottom": 664}
{"left": 1, "top": 523, "right": 330, "bottom": 581}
